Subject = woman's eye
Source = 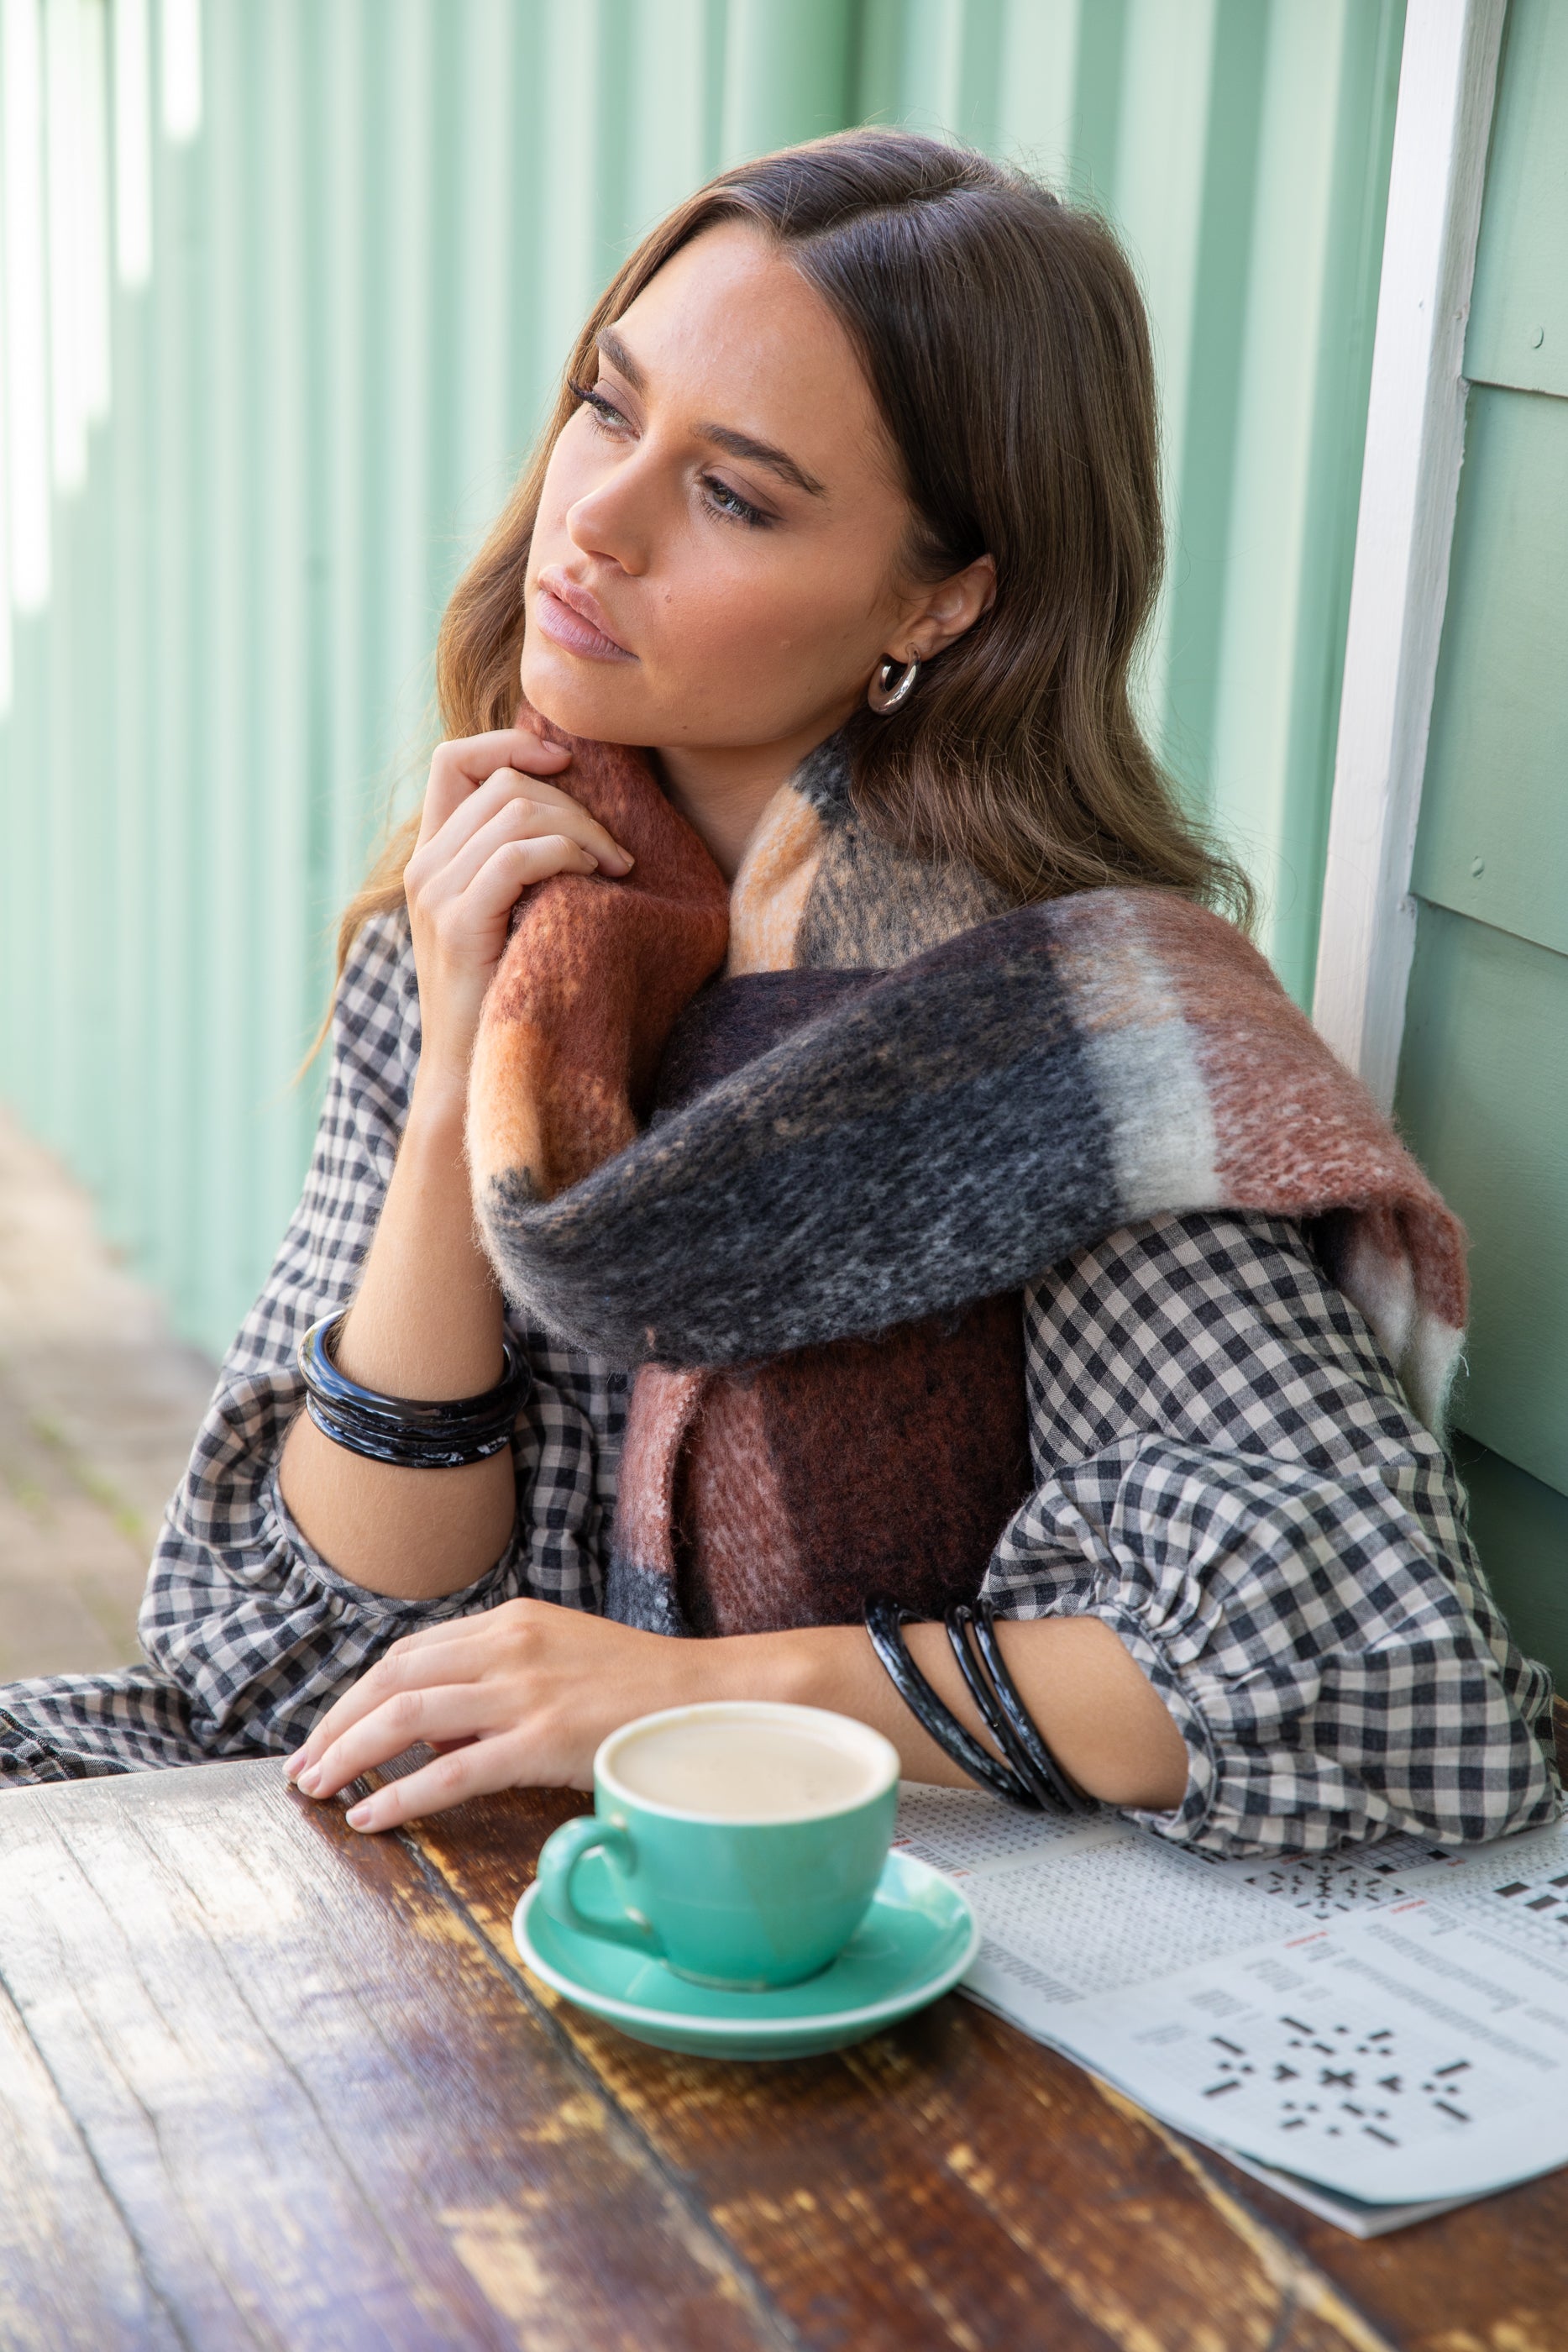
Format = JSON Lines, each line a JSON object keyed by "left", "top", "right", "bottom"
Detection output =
{"left": 569, "top": 380, "right": 632, "bottom": 434}
{"left": 566, "top": 383, "right": 769, "bottom": 528}
{"left": 702, "top": 475, "right": 772, "bottom": 530}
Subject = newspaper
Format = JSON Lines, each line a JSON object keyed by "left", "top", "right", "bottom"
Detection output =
{"left": 892, "top": 1785, "right": 1568, "bottom": 2236}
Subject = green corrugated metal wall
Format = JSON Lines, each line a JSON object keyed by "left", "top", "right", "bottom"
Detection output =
{"left": 1396, "top": 0, "right": 1568, "bottom": 1683}
{"left": 0, "top": 0, "right": 1406, "bottom": 1359}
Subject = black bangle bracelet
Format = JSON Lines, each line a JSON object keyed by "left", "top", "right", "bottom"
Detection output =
{"left": 298, "top": 1315, "right": 532, "bottom": 1469}
{"left": 943, "top": 1603, "right": 1060, "bottom": 1811}
{"left": 863, "top": 1596, "right": 1040, "bottom": 1809}
{"left": 950, "top": 1601, "right": 1096, "bottom": 1817}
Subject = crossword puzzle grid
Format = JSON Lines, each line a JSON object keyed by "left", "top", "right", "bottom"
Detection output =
{"left": 1227, "top": 1835, "right": 1457, "bottom": 1920}
{"left": 1139, "top": 1999, "right": 1490, "bottom": 2155}
{"left": 1488, "top": 1865, "right": 1568, "bottom": 1929}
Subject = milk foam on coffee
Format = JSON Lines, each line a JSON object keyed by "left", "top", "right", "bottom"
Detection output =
{"left": 611, "top": 1716, "right": 882, "bottom": 1820}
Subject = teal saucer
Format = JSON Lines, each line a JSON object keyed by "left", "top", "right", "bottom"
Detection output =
{"left": 511, "top": 1847, "right": 978, "bottom": 2059}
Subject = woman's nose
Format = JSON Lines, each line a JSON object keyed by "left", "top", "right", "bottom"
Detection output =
{"left": 566, "top": 465, "right": 652, "bottom": 579}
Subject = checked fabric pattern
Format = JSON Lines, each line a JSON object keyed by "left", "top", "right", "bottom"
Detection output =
{"left": 0, "top": 911, "right": 1555, "bottom": 1858}
{"left": 996, "top": 1216, "right": 1555, "bottom": 1852}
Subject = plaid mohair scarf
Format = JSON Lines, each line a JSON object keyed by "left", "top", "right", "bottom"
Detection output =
{"left": 467, "top": 722, "right": 1466, "bottom": 1638}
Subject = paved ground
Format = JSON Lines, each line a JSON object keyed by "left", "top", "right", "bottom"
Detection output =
{"left": 0, "top": 1107, "right": 218, "bottom": 1679}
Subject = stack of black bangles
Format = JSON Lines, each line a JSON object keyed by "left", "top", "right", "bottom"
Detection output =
{"left": 864, "top": 1594, "right": 1097, "bottom": 1814}
{"left": 298, "top": 1314, "right": 532, "bottom": 1468}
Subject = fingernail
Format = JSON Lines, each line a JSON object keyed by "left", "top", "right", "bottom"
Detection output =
{"left": 296, "top": 1763, "right": 323, "bottom": 1795}
{"left": 345, "top": 1802, "right": 375, "bottom": 1831}
{"left": 282, "top": 1748, "right": 306, "bottom": 1777}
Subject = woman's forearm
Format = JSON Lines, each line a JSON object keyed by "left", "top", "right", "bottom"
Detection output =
{"left": 277, "top": 727, "right": 632, "bottom": 1600}
{"left": 289, "top": 1593, "right": 1191, "bottom": 1830}
{"left": 740, "top": 1614, "right": 1189, "bottom": 1812}
{"left": 278, "top": 1074, "right": 517, "bottom": 1600}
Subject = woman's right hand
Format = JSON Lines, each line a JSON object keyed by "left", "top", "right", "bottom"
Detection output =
{"left": 403, "top": 724, "right": 635, "bottom": 1100}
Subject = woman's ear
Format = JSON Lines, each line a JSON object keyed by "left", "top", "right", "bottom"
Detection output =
{"left": 903, "top": 553, "right": 997, "bottom": 662}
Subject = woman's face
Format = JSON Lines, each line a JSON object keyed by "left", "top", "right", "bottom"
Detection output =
{"left": 521, "top": 223, "right": 987, "bottom": 768}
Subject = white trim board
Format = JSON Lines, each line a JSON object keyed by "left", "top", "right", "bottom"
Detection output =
{"left": 1311, "top": 0, "right": 1506, "bottom": 1111}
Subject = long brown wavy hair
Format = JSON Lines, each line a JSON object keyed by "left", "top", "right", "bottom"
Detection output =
{"left": 337, "top": 127, "right": 1251, "bottom": 971}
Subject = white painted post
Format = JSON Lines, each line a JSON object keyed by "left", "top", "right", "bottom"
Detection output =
{"left": 1311, "top": 0, "right": 1506, "bottom": 1110}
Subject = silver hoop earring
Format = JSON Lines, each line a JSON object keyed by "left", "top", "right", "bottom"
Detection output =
{"left": 867, "top": 653, "right": 921, "bottom": 716}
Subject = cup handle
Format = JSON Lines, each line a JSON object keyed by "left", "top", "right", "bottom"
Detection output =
{"left": 535, "top": 1815, "right": 665, "bottom": 1958}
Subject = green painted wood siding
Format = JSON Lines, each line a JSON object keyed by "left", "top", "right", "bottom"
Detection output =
{"left": 0, "top": 0, "right": 1405, "bottom": 1357}
{"left": 1396, "top": 0, "right": 1568, "bottom": 1681}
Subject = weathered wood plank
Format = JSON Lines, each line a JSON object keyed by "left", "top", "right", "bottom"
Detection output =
{"left": 1195, "top": 2132, "right": 1568, "bottom": 2352}
{"left": 0, "top": 1977, "right": 182, "bottom": 2352}
{"left": 406, "top": 1784, "right": 1384, "bottom": 2352}
{"left": 9, "top": 1704, "right": 1563, "bottom": 2349}
{"left": 0, "top": 1762, "right": 788, "bottom": 2352}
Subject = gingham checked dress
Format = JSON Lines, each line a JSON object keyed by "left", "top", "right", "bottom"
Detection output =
{"left": 0, "top": 911, "right": 1556, "bottom": 1856}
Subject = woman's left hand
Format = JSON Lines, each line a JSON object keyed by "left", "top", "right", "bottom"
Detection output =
{"left": 283, "top": 1599, "right": 717, "bottom": 1833}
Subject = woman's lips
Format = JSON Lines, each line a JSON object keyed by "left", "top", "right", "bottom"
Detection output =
{"left": 535, "top": 572, "right": 636, "bottom": 663}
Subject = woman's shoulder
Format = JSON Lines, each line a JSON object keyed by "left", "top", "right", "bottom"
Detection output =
{"left": 339, "top": 900, "right": 414, "bottom": 990}
{"left": 1026, "top": 1206, "right": 1434, "bottom": 1468}
{"left": 1037, "top": 1206, "right": 1404, "bottom": 1386}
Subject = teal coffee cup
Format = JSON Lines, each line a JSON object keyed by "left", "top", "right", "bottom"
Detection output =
{"left": 535, "top": 1702, "right": 901, "bottom": 1991}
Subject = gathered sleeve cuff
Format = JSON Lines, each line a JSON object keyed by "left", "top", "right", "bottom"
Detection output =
{"left": 139, "top": 1458, "right": 531, "bottom": 1756}
{"left": 982, "top": 1434, "right": 1558, "bottom": 1857}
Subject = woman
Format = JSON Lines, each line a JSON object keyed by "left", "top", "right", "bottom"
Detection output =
{"left": 1, "top": 133, "right": 1554, "bottom": 1856}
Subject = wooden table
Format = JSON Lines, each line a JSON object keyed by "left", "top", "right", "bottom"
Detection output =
{"left": 3, "top": 1751, "right": 1565, "bottom": 2352}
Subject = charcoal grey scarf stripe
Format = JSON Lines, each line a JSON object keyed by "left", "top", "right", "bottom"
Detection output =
{"left": 483, "top": 915, "right": 1113, "bottom": 1367}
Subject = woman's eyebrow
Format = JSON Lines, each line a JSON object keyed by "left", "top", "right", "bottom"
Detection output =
{"left": 595, "top": 327, "right": 647, "bottom": 393}
{"left": 694, "top": 422, "right": 826, "bottom": 499}
{"left": 595, "top": 326, "right": 826, "bottom": 498}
